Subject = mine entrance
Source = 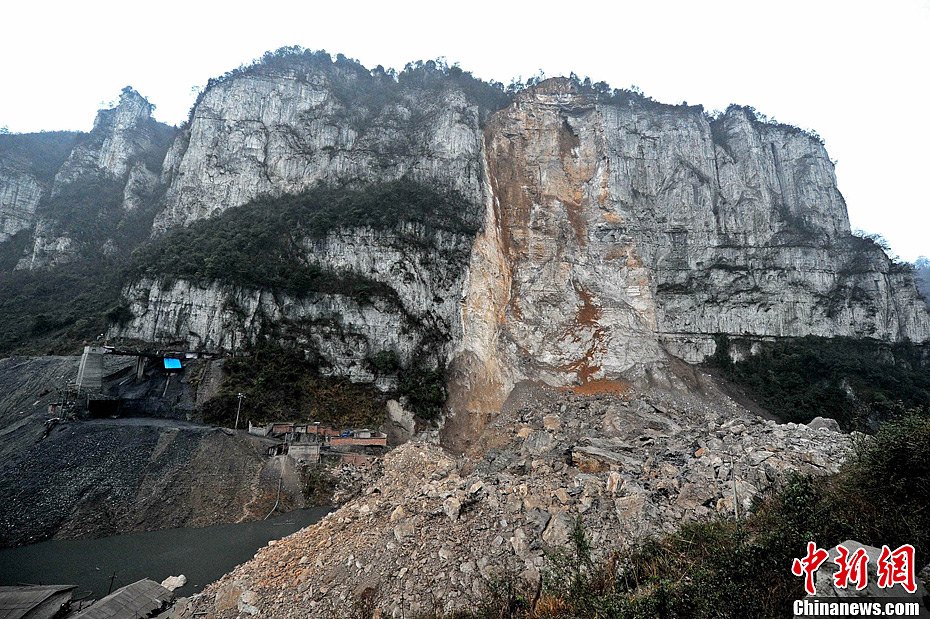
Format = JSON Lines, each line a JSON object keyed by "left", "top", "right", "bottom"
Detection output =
{"left": 87, "top": 399, "right": 120, "bottom": 418}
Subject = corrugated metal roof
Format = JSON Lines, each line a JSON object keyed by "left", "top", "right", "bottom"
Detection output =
{"left": 0, "top": 585, "right": 75, "bottom": 619}
{"left": 72, "top": 579, "right": 171, "bottom": 619}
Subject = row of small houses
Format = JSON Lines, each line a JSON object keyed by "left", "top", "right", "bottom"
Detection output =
{"left": 247, "top": 421, "right": 388, "bottom": 465}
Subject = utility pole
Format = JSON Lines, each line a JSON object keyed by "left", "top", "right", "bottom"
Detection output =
{"left": 731, "top": 457, "right": 740, "bottom": 520}
{"left": 107, "top": 572, "right": 117, "bottom": 595}
{"left": 235, "top": 392, "right": 245, "bottom": 430}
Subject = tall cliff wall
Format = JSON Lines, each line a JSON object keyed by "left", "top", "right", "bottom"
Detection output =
{"left": 119, "top": 221, "right": 474, "bottom": 383}
{"left": 444, "top": 80, "right": 930, "bottom": 428}
{"left": 0, "top": 132, "right": 78, "bottom": 245}
{"left": 0, "top": 164, "right": 42, "bottom": 244}
{"left": 460, "top": 79, "right": 928, "bottom": 377}
{"left": 154, "top": 59, "right": 491, "bottom": 232}
{"left": 113, "top": 57, "right": 502, "bottom": 383}
{"left": 109, "top": 71, "right": 930, "bottom": 409}
{"left": 0, "top": 89, "right": 174, "bottom": 271}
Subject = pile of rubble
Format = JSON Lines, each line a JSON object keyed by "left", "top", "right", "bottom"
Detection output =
{"left": 171, "top": 385, "right": 849, "bottom": 618}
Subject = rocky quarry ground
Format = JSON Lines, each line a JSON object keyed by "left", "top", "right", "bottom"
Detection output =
{"left": 171, "top": 371, "right": 849, "bottom": 618}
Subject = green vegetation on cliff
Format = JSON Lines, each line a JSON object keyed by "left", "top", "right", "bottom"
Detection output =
{"left": 201, "top": 341, "right": 448, "bottom": 430}
{"left": 201, "top": 343, "right": 387, "bottom": 429}
{"left": 0, "top": 115, "right": 174, "bottom": 354}
{"left": 710, "top": 335, "right": 930, "bottom": 430}
{"left": 131, "top": 178, "right": 478, "bottom": 300}
{"left": 0, "top": 175, "right": 164, "bottom": 353}
{"left": 0, "top": 260, "right": 126, "bottom": 354}
{"left": 192, "top": 47, "right": 512, "bottom": 126}
{"left": 0, "top": 131, "right": 81, "bottom": 181}
{"left": 0, "top": 178, "right": 475, "bottom": 354}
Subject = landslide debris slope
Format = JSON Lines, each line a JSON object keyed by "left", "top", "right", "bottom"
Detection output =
{"left": 174, "top": 378, "right": 848, "bottom": 618}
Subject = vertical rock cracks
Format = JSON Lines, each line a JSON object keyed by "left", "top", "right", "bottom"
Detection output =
{"left": 446, "top": 78, "right": 930, "bottom": 446}
{"left": 89, "top": 72, "right": 929, "bottom": 450}
{"left": 447, "top": 80, "right": 668, "bottom": 448}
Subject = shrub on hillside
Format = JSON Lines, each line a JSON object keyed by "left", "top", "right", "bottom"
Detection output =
{"left": 710, "top": 335, "right": 930, "bottom": 430}
{"left": 131, "top": 178, "right": 477, "bottom": 301}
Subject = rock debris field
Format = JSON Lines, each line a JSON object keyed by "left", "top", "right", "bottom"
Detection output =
{"left": 173, "top": 382, "right": 848, "bottom": 618}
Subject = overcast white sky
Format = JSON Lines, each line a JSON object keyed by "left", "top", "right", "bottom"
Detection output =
{"left": 2, "top": 0, "right": 928, "bottom": 260}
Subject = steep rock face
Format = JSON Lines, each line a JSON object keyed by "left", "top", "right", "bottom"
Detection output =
{"left": 154, "top": 65, "right": 486, "bottom": 232}
{"left": 915, "top": 258, "right": 930, "bottom": 310}
{"left": 116, "top": 223, "right": 474, "bottom": 383}
{"left": 444, "top": 80, "right": 930, "bottom": 430}
{"left": 0, "top": 164, "right": 42, "bottom": 243}
{"left": 117, "top": 75, "right": 930, "bottom": 410}
{"left": 0, "top": 132, "right": 78, "bottom": 246}
{"left": 5, "top": 89, "right": 173, "bottom": 270}
{"left": 642, "top": 104, "right": 929, "bottom": 358}
{"left": 115, "top": 60, "right": 495, "bottom": 378}
{"left": 53, "top": 88, "right": 160, "bottom": 184}
{"left": 460, "top": 80, "right": 928, "bottom": 377}
{"left": 457, "top": 85, "right": 667, "bottom": 400}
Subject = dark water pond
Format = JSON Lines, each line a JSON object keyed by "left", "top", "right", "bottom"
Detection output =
{"left": 0, "top": 507, "right": 330, "bottom": 598}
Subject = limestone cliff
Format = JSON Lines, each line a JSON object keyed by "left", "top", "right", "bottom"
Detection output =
{"left": 110, "top": 70, "right": 930, "bottom": 412}
{"left": 113, "top": 56, "right": 503, "bottom": 382}
{"left": 450, "top": 80, "right": 930, "bottom": 429}
{"left": 53, "top": 88, "right": 164, "bottom": 184}
{"left": 916, "top": 257, "right": 930, "bottom": 309}
{"left": 463, "top": 79, "right": 927, "bottom": 364}
{"left": 4, "top": 54, "right": 927, "bottom": 616}
{"left": 154, "top": 57, "right": 492, "bottom": 232}
{"left": 119, "top": 221, "right": 474, "bottom": 384}
{"left": 0, "top": 88, "right": 174, "bottom": 271}
{"left": 0, "top": 132, "right": 78, "bottom": 245}
{"left": 0, "top": 164, "right": 42, "bottom": 243}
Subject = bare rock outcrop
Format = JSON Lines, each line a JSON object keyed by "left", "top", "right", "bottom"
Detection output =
{"left": 0, "top": 163, "right": 42, "bottom": 243}
{"left": 0, "top": 88, "right": 174, "bottom": 270}
{"left": 447, "top": 79, "right": 930, "bottom": 436}
{"left": 154, "top": 61, "right": 488, "bottom": 232}
{"left": 106, "top": 74, "right": 930, "bottom": 425}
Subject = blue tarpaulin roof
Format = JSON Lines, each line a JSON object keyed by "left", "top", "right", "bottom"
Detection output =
{"left": 163, "top": 358, "right": 182, "bottom": 370}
